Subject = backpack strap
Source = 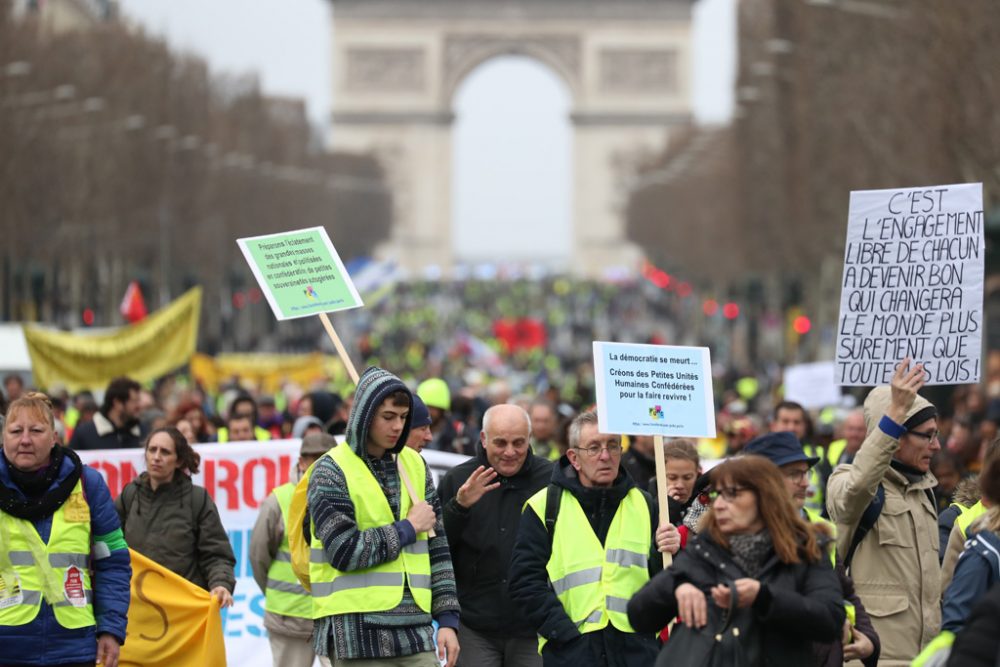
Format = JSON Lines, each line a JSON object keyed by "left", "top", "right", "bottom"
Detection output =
{"left": 845, "top": 483, "right": 885, "bottom": 570}
{"left": 544, "top": 483, "right": 561, "bottom": 548}
{"left": 121, "top": 481, "right": 138, "bottom": 520}
{"left": 190, "top": 484, "right": 208, "bottom": 544}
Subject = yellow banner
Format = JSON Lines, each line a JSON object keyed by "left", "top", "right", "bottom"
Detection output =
{"left": 190, "top": 351, "right": 347, "bottom": 394}
{"left": 120, "top": 548, "right": 226, "bottom": 667}
{"left": 23, "top": 287, "right": 201, "bottom": 392}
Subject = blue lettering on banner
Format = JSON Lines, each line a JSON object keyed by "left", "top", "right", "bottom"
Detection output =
{"left": 220, "top": 528, "right": 267, "bottom": 638}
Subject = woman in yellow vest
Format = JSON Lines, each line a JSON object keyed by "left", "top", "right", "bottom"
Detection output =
{"left": 1, "top": 392, "right": 131, "bottom": 667}
{"left": 115, "top": 427, "right": 235, "bottom": 606}
{"left": 628, "top": 456, "right": 845, "bottom": 666}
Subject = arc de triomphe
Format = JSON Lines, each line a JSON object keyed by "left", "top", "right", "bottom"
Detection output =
{"left": 329, "top": 0, "right": 694, "bottom": 277}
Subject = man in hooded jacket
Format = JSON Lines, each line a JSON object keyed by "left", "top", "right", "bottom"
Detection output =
{"left": 307, "top": 367, "right": 460, "bottom": 666}
{"left": 826, "top": 359, "right": 941, "bottom": 665}
{"left": 508, "top": 411, "right": 679, "bottom": 667}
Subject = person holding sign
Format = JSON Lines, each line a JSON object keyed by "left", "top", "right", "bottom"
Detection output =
{"left": 0, "top": 392, "right": 131, "bottom": 667}
{"left": 508, "top": 411, "right": 679, "bottom": 667}
{"left": 826, "top": 359, "right": 941, "bottom": 665}
{"left": 307, "top": 367, "right": 460, "bottom": 666}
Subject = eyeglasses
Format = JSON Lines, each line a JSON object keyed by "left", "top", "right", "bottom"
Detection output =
{"left": 707, "top": 486, "right": 751, "bottom": 502}
{"left": 783, "top": 468, "right": 810, "bottom": 483}
{"left": 907, "top": 429, "right": 939, "bottom": 443}
{"left": 574, "top": 443, "right": 623, "bottom": 457}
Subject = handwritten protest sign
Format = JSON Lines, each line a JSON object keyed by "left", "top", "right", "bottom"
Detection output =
{"left": 237, "top": 227, "right": 362, "bottom": 320}
{"left": 836, "top": 183, "right": 984, "bottom": 386}
{"left": 593, "top": 342, "right": 716, "bottom": 438}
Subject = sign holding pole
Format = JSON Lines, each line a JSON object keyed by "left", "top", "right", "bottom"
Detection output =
{"left": 593, "top": 342, "right": 716, "bottom": 566}
{"left": 835, "top": 183, "right": 984, "bottom": 386}
{"left": 238, "top": 227, "right": 430, "bottom": 533}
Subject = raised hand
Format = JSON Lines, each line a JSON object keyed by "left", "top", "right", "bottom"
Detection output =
{"left": 456, "top": 465, "right": 501, "bottom": 508}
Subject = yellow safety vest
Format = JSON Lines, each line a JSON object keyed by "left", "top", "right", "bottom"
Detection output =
{"left": 0, "top": 479, "right": 95, "bottom": 628}
{"left": 309, "top": 444, "right": 431, "bottom": 617}
{"left": 826, "top": 439, "right": 847, "bottom": 468}
{"left": 216, "top": 425, "right": 272, "bottom": 443}
{"left": 264, "top": 483, "right": 312, "bottom": 619}
{"left": 803, "top": 443, "right": 825, "bottom": 515}
{"left": 804, "top": 506, "right": 838, "bottom": 567}
{"left": 525, "top": 486, "right": 651, "bottom": 653}
{"left": 956, "top": 500, "right": 986, "bottom": 540}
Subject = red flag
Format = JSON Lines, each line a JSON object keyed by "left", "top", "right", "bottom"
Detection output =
{"left": 120, "top": 281, "right": 148, "bottom": 323}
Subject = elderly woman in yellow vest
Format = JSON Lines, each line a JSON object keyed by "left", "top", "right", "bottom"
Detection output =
{"left": 0, "top": 392, "right": 131, "bottom": 667}
{"left": 250, "top": 432, "right": 336, "bottom": 667}
{"left": 115, "top": 427, "right": 236, "bottom": 606}
{"left": 628, "top": 456, "right": 844, "bottom": 666}
{"left": 509, "top": 411, "right": 681, "bottom": 667}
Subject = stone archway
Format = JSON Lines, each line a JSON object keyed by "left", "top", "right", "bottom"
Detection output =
{"left": 329, "top": 0, "right": 694, "bottom": 277}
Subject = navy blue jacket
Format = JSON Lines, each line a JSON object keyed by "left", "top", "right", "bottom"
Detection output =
{"left": 0, "top": 453, "right": 132, "bottom": 666}
{"left": 942, "top": 528, "right": 1000, "bottom": 633}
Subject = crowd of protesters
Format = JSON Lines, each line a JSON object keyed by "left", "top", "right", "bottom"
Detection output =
{"left": 5, "top": 349, "right": 1000, "bottom": 666}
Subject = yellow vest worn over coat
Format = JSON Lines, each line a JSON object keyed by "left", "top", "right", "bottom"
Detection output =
{"left": 525, "top": 485, "right": 651, "bottom": 653}
{"left": 0, "top": 479, "right": 95, "bottom": 629}
{"left": 309, "top": 444, "right": 431, "bottom": 617}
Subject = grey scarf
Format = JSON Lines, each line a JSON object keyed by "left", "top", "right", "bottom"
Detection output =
{"left": 727, "top": 529, "right": 773, "bottom": 578}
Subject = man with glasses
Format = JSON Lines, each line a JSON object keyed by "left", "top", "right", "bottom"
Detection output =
{"left": 826, "top": 359, "right": 941, "bottom": 665}
{"left": 509, "top": 411, "right": 679, "bottom": 667}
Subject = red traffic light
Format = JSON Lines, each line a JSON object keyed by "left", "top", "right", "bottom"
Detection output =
{"left": 723, "top": 303, "right": 739, "bottom": 320}
{"left": 793, "top": 315, "right": 812, "bottom": 335}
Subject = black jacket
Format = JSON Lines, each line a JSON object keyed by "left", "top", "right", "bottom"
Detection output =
{"left": 947, "top": 581, "right": 1000, "bottom": 667}
{"left": 508, "top": 457, "right": 661, "bottom": 667}
{"left": 620, "top": 448, "right": 655, "bottom": 491}
{"left": 627, "top": 532, "right": 844, "bottom": 667}
{"left": 438, "top": 444, "right": 552, "bottom": 637}
{"left": 68, "top": 411, "right": 144, "bottom": 450}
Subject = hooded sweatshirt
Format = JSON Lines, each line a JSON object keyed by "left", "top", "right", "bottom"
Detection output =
{"left": 826, "top": 385, "right": 940, "bottom": 666}
{"left": 307, "top": 367, "right": 459, "bottom": 660}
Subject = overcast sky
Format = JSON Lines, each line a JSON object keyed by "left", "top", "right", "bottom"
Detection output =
{"left": 119, "top": 0, "right": 735, "bottom": 263}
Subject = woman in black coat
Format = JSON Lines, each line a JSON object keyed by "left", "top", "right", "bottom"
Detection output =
{"left": 627, "top": 456, "right": 844, "bottom": 666}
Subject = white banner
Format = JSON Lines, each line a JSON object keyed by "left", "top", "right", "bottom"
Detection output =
{"left": 784, "top": 361, "right": 841, "bottom": 410}
{"left": 836, "top": 183, "right": 984, "bottom": 386}
{"left": 78, "top": 440, "right": 469, "bottom": 667}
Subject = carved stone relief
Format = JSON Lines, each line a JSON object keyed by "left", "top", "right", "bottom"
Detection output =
{"left": 599, "top": 49, "right": 677, "bottom": 93}
{"left": 443, "top": 33, "right": 581, "bottom": 93}
{"left": 345, "top": 47, "right": 427, "bottom": 91}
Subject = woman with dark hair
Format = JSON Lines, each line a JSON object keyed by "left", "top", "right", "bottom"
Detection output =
{"left": 627, "top": 456, "right": 844, "bottom": 666}
{"left": 115, "top": 427, "right": 235, "bottom": 606}
{"left": 171, "top": 400, "right": 213, "bottom": 443}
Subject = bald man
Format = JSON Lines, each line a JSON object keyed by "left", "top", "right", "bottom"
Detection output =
{"left": 438, "top": 405, "right": 553, "bottom": 667}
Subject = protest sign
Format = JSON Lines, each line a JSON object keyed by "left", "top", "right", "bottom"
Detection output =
{"left": 836, "top": 183, "right": 984, "bottom": 386}
{"left": 593, "top": 342, "right": 716, "bottom": 438}
{"left": 78, "top": 441, "right": 468, "bottom": 667}
{"left": 237, "top": 227, "right": 362, "bottom": 321}
{"left": 784, "top": 361, "right": 841, "bottom": 409}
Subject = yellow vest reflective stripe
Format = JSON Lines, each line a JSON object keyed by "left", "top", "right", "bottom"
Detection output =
{"left": 0, "top": 479, "right": 95, "bottom": 628}
{"left": 264, "top": 483, "right": 312, "bottom": 618}
{"left": 309, "top": 443, "right": 431, "bottom": 617}
{"left": 525, "top": 486, "right": 651, "bottom": 653}
{"left": 956, "top": 500, "right": 986, "bottom": 540}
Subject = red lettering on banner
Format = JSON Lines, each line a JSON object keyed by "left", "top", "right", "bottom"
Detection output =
{"left": 88, "top": 461, "right": 139, "bottom": 498}
{"left": 205, "top": 459, "right": 241, "bottom": 510}
{"left": 242, "top": 459, "right": 277, "bottom": 509}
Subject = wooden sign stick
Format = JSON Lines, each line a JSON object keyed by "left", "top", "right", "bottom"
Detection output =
{"left": 653, "top": 434, "right": 672, "bottom": 567}
{"left": 318, "top": 311, "right": 434, "bottom": 537}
